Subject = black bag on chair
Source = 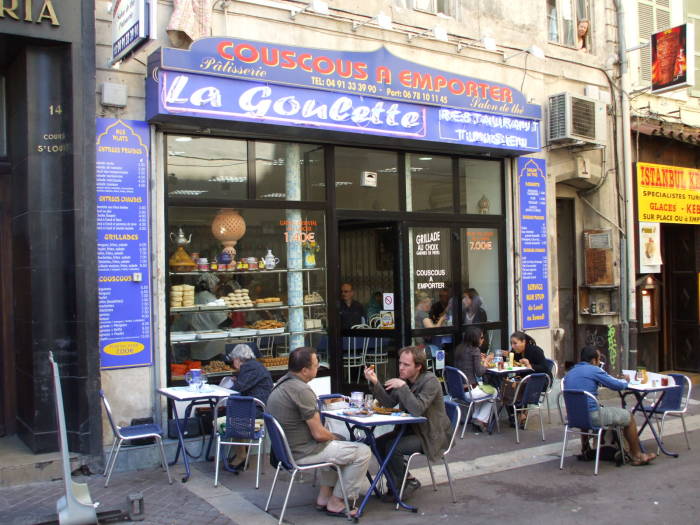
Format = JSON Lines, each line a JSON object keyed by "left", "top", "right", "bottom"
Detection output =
{"left": 167, "top": 416, "right": 203, "bottom": 439}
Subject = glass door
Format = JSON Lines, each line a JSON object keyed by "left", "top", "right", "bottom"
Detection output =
{"left": 337, "top": 221, "right": 402, "bottom": 389}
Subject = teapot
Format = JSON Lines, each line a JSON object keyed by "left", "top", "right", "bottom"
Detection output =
{"left": 170, "top": 227, "right": 192, "bottom": 247}
{"left": 263, "top": 249, "right": 280, "bottom": 269}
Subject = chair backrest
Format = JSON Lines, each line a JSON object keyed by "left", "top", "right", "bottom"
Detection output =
{"left": 544, "top": 358, "right": 558, "bottom": 380}
{"left": 217, "top": 395, "right": 265, "bottom": 439}
{"left": 655, "top": 374, "right": 689, "bottom": 412}
{"left": 561, "top": 389, "right": 600, "bottom": 429}
{"left": 263, "top": 412, "right": 297, "bottom": 471}
{"left": 443, "top": 366, "right": 468, "bottom": 401}
{"left": 443, "top": 400, "right": 462, "bottom": 456}
{"left": 669, "top": 374, "right": 692, "bottom": 411}
{"left": 345, "top": 324, "right": 370, "bottom": 357}
{"left": 369, "top": 316, "right": 382, "bottom": 328}
{"left": 99, "top": 389, "right": 122, "bottom": 439}
{"left": 517, "top": 373, "right": 550, "bottom": 406}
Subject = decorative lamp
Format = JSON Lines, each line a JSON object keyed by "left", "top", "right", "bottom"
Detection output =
{"left": 211, "top": 209, "right": 246, "bottom": 260}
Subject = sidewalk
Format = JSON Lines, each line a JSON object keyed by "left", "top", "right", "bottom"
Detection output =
{"left": 2, "top": 388, "right": 698, "bottom": 525}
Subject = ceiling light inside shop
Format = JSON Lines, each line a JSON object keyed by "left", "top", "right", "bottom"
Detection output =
{"left": 208, "top": 176, "right": 247, "bottom": 183}
{"left": 419, "top": 157, "right": 433, "bottom": 161}
{"left": 175, "top": 137, "right": 193, "bottom": 142}
{"left": 261, "top": 193, "right": 287, "bottom": 198}
{"left": 168, "top": 190, "right": 208, "bottom": 196}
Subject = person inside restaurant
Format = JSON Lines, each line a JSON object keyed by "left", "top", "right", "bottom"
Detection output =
{"left": 218, "top": 344, "right": 273, "bottom": 470}
{"left": 364, "top": 346, "right": 452, "bottom": 501}
{"left": 462, "top": 288, "right": 487, "bottom": 325}
{"left": 564, "top": 346, "right": 657, "bottom": 465}
{"left": 339, "top": 282, "right": 366, "bottom": 330}
{"left": 454, "top": 327, "right": 495, "bottom": 432}
{"left": 429, "top": 289, "right": 450, "bottom": 323}
{"left": 267, "top": 347, "right": 371, "bottom": 517}
{"left": 366, "top": 291, "right": 383, "bottom": 321}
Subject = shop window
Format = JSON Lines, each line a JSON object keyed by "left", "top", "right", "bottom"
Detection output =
{"left": 460, "top": 227, "right": 501, "bottom": 324}
{"left": 166, "top": 205, "right": 328, "bottom": 380}
{"left": 334, "top": 147, "right": 400, "bottom": 211}
{"left": 409, "top": 226, "right": 454, "bottom": 331}
{"left": 459, "top": 159, "right": 502, "bottom": 215}
{"left": 254, "top": 141, "right": 325, "bottom": 201}
{"left": 406, "top": 153, "right": 454, "bottom": 213}
{"left": 166, "top": 135, "right": 247, "bottom": 201}
{"left": 0, "top": 76, "right": 5, "bottom": 157}
{"left": 547, "top": 0, "right": 590, "bottom": 50}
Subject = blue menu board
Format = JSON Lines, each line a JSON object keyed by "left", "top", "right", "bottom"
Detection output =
{"left": 518, "top": 157, "right": 549, "bottom": 330}
{"left": 96, "top": 119, "right": 152, "bottom": 369}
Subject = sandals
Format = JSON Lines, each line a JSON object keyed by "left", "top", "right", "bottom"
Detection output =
{"left": 629, "top": 452, "right": 657, "bottom": 466}
{"left": 314, "top": 504, "right": 327, "bottom": 512}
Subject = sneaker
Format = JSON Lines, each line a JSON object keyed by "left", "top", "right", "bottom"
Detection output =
{"left": 381, "top": 478, "right": 421, "bottom": 503}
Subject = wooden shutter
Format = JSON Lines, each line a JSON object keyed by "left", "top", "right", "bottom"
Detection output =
{"left": 688, "top": 0, "right": 700, "bottom": 96}
{"left": 637, "top": 0, "right": 672, "bottom": 84}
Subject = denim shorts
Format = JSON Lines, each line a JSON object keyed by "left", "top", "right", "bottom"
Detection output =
{"left": 590, "top": 406, "right": 630, "bottom": 427}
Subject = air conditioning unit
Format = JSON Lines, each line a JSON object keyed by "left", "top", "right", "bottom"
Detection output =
{"left": 548, "top": 92, "right": 606, "bottom": 146}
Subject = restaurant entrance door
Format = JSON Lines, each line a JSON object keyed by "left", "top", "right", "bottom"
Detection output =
{"left": 337, "top": 220, "right": 403, "bottom": 389}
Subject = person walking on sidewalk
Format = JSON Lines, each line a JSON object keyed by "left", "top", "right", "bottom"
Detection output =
{"left": 267, "top": 347, "right": 370, "bottom": 517}
{"left": 563, "top": 346, "right": 657, "bottom": 466}
{"left": 364, "top": 346, "right": 452, "bottom": 501}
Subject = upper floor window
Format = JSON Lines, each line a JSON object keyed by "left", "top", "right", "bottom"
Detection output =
{"left": 548, "top": 0, "right": 590, "bottom": 50}
{"left": 396, "top": 0, "right": 456, "bottom": 18}
{"left": 637, "top": 0, "right": 672, "bottom": 83}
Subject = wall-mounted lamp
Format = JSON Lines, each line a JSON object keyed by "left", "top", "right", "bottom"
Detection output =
{"left": 503, "top": 45, "right": 545, "bottom": 62}
{"left": 290, "top": 0, "right": 329, "bottom": 19}
{"left": 456, "top": 36, "right": 498, "bottom": 53}
{"left": 408, "top": 24, "right": 448, "bottom": 43}
{"left": 352, "top": 12, "right": 392, "bottom": 32}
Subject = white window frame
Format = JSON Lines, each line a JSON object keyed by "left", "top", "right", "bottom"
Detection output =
{"left": 408, "top": 0, "right": 457, "bottom": 18}
{"left": 547, "top": 0, "right": 590, "bottom": 50}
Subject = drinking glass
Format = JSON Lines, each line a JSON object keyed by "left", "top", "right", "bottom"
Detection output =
{"left": 364, "top": 394, "right": 374, "bottom": 411}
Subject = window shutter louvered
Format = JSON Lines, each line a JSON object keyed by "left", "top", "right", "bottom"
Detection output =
{"left": 688, "top": 1, "right": 700, "bottom": 97}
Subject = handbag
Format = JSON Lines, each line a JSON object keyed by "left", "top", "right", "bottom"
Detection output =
{"left": 167, "top": 415, "right": 204, "bottom": 439}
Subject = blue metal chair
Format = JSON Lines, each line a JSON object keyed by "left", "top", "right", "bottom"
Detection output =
{"left": 100, "top": 389, "right": 172, "bottom": 488}
{"left": 263, "top": 413, "right": 351, "bottom": 525}
{"left": 508, "top": 373, "right": 550, "bottom": 443}
{"left": 213, "top": 395, "right": 266, "bottom": 489}
{"left": 639, "top": 373, "right": 692, "bottom": 452}
{"left": 396, "top": 400, "right": 461, "bottom": 508}
{"left": 543, "top": 358, "right": 559, "bottom": 423}
{"left": 559, "top": 389, "right": 626, "bottom": 475}
{"left": 443, "top": 366, "right": 499, "bottom": 438}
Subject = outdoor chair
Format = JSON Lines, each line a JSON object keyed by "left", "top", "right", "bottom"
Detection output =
{"left": 213, "top": 395, "right": 266, "bottom": 489}
{"left": 100, "top": 389, "right": 172, "bottom": 488}
{"left": 558, "top": 389, "right": 626, "bottom": 475}
{"left": 544, "top": 358, "right": 559, "bottom": 423}
{"left": 508, "top": 372, "right": 550, "bottom": 444}
{"left": 396, "top": 400, "right": 461, "bottom": 508}
{"left": 365, "top": 317, "right": 389, "bottom": 378}
{"left": 342, "top": 324, "right": 369, "bottom": 382}
{"left": 263, "top": 413, "right": 351, "bottom": 525}
{"left": 443, "top": 365, "right": 499, "bottom": 438}
{"left": 638, "top": 373, "right": 692, "bottom": 453}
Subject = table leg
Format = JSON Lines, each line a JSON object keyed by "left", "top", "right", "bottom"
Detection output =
{"left": 168, "top": 401, "right": 192, "bottom": 483}
{"left": 632, "top": 391, "right": 678, "bottom": 458}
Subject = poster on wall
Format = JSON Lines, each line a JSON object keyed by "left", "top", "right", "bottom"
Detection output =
{"left": 651, "top": 23, "right": 695, "bottom": 94}
{"left": 518, "top": 157, "right": 549, "bottom": 330}
{"left": 639, "top": 222, "right": 662, "bottom": 273}
{"left": 96, "top": 118, "right": 153, "bottom": 369}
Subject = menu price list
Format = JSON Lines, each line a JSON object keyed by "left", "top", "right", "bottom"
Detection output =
{"left": 96, "top": 118, "right": 153, "bottom": 369}
{"left": 518, "top": 158, "right": 549, "bottom": 329}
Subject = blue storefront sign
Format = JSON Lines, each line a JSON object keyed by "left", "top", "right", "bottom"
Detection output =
{"left": 96, "top": 118, "right": 153, "bottom": 369}
{"left": 518, "top": 157, "right": 549, "bottom": 329}
{"left": 147, "top": 38, "right": 542, "bottom": 153}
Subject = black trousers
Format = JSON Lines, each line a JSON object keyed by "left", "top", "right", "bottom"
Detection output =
{"left": 375, "top": 429, "right": 423, "bottom": 488}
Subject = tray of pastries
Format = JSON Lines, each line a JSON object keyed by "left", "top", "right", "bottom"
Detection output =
{"left": 255, "top": 297, "right": 283, "bottom": 307}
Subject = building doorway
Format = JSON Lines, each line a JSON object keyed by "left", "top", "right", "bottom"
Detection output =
{"left": 556, "top": 198, "right": 577, "bottom": 369}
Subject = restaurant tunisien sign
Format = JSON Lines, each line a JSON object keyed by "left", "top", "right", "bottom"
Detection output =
{"left": 637, "top": 162, "right": 700, "bottom": 225}
{"left": 148, "top": 38, "right": 542, "bottom": 153}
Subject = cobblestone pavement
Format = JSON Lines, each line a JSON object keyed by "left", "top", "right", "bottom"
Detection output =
{"left": 0, "top": 467, "right": 237, "bottom": 525}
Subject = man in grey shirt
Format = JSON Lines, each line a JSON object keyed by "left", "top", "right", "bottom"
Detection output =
{"left": 267, "top": 347, "right": 370, "bottom": 517}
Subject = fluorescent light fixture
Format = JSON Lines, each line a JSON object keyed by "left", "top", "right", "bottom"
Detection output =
{"left": 418, "top": 157, "right": 433, "bottom": 161}
{"left": 482, "top": 37, "right": 497, "bottom": 51}
{"left": 353, "top": 12, "right": 392, "bottom": 31}
{"left": 175, "top": 136, "right": 192, "bottom": 142}
{"left": 503, "top": 45, "right": 546, "bottom": 62}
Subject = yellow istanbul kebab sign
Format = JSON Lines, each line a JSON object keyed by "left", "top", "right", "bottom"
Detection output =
{"left": 637, "top": 162, "right": 700, "bottom": 224}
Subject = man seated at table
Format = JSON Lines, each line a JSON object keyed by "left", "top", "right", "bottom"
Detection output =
{"left": 564, "top": 346, "right": 657, "bottom": 466}
{"left": 364, "top": 346, "right": 452, "bottom": 501}
{"left": 267, "top": 347, "right": 371, "bottom": 517}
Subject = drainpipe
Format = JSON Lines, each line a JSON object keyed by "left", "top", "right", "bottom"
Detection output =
{"left": 615, "top": 0, "right": 636, "bottom": 371}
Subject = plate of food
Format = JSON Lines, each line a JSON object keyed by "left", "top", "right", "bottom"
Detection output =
{"left": 372, "top": 406, "right": 398, "bottom": 416}
{"left": 343, "top": 409, "right": 373, "bottom": 417}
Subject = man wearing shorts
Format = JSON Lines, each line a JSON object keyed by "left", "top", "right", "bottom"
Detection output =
{"left": 564, "top": 346, "right": 657, "bottom": 465}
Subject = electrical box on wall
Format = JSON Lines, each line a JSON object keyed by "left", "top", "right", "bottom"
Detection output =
{"left": 583, "top": 229, "right": 614, "bottom": 285}
{"left": 360, "top": 171, "right": 377, "bottom": 187}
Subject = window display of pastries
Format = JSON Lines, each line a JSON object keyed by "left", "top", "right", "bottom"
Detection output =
{"left": 224, "top": 289, "right": 253, "bottom": 308}
{"left": 304, "top": 292, "right": 324, "bottom": 304}
{"left": 254, "top": 297, "right": 282, "bottom": 304}
{"left": 251, "top": 320, "right": 285, "bottom": 329}
{"left": 170, "top": 284, "right": 195, "bottom": 307}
